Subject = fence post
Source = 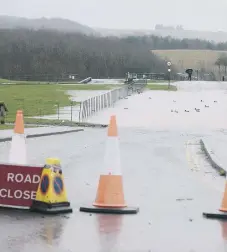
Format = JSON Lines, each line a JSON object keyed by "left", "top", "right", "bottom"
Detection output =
{"left": 91, "top": 97, "right": 94, "bottom": 115}
{"left": 79, "top": 102, "right": 82, "bottom": 122}
{"left": 95, "top": 96, "right": 97, "bottom": 113}
{"left": 70, "top": 101, "right": 73, "bottom": 122}
{"left": 90, "top": 98, "right": 92, "bottom": 116}
{"left": 104, "top": 93, "right": 107, "bottom": 108}
{"left": 98, "top": 95, "right": 101, "bottom": 111}
{"left": 85, "top": 100, "right": 88, "bottom": 119}
{"left": 87, "top": 99, "right": 89, "bottom": 118}
{"left": 57, "top": 102, "right": 60, "bottom": 120}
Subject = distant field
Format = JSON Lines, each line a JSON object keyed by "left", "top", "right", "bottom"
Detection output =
{"left": 147, "top": 84, "right": 177, "bottom": 91}
{"left": 152, "top": 50, "right": 227, "bottom": 74}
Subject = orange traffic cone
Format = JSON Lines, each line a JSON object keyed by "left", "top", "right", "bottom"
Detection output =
{"left": 8, "top": 110, "right": 27, "bottom": 165}
{"left": 220, "top": 182, "right": 227, "bottom": 212}
{"left": 203, "top": 176, "right": 227, "bottom": 219}
{"left": 80, "top": 115, "right": 139, "bottom": 214}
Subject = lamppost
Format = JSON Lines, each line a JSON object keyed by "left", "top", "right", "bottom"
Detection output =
{"left": 167, "top": 61, "right": 172, "bottom": 89}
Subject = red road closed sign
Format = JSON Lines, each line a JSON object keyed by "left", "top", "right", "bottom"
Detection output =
{"left": 0, "top": 164, "right": 43, "bottom": 208}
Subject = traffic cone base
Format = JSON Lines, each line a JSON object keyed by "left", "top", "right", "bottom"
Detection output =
{"left": 203, "top": 175, "right": 227, "bottom": 220}
{"left": 203, "top": 212, "right": 227, "bottom": 220}
{"left": 80, "top": 206, "right": 139, "bottom": 214}
{"left": 30, "top": 158, "right": 72, "bottom": 214}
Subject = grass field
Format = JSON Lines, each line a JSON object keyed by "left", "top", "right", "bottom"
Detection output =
{"left": 152, "top": 49, "right": 227, "bottom": 75}
{"left": 147, "top": 84, "right": 177, "bottom": 91}
{"left": 0, "top": 83, "right": 120, "bottom": 123}
{"left": 0, "top": 79, "right": 48, "bottom": 84}
{"left": 147, "top": 80, "right": 168, "bottom": 84}
{"left": 0, "top": 124, "right": 41, "bottom": 130}
{"left": 0, "top": 124, "right": 17, "bottom": 130}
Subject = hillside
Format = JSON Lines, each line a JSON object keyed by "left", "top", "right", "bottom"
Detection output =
{"left": 0, "top": 16, "right": 98, "bottom": 35}
{"left": 96, "top": 27, "right": 227, "bottom": 43}
{"left": 2, "top": 16, "right": 227, "bottom": 43}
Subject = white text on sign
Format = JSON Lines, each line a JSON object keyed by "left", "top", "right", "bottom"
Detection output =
{"left": 0, "top": 173, "right": 41, "bottom": 200}
{"left": 7, "top": 173, "right": 40, "bottom": 184}
{"left": 0, "top": 189, "right": 37, "bottom": 200}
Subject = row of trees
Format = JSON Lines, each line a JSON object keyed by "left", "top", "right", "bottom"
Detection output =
{"left": 123, "top": 35, "right": 227, "bottom": 51}
{"left": 1, "top": 30, "right": 227, "bottom": 80}
{"left": 0, "top": 29, "right": 170, "bottom": 80}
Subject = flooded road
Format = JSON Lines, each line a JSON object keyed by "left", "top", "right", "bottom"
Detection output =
{"left": 0, "top": 81, "right": 227, "bottom": 252}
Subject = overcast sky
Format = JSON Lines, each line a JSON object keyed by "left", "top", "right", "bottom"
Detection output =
{"left": 1, "top": 0, "right": 227, "bottom": 31}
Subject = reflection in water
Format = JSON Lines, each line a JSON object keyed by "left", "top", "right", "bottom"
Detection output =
{"left": 96, "top": 215, "right": 123, "bottom": 252}
{"left": 220, "top": 221, "right": 227, "bottom": 240}
{"left": 39, "top": 217, "right": 65, "bottom": 246}
{"left": 220, "top": 221, "right": 227, "bottom": 252}
{"left": 0, "top": 214, "right": 67, "bottom": 251}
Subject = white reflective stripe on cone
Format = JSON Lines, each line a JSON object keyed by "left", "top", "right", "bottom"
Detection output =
{"left": 102, "top": 136, "right": 121, "bottom": 175}
{"left": 9, "top": 134, "right": 27, "bottom": 165}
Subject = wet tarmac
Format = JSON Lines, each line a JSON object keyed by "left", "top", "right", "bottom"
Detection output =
{"left": 0, "top": 81, "right": 227, "bottom": 251}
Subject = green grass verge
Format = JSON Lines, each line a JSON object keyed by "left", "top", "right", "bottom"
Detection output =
{"left": 0, "top": 78, "right": 123, "bottom": 88}
{"left": 4, "top": 118, "right": 76, "bottom": 127}
{"left": 0, "top": 124, "right": 16, "bottom": 130}
{"left": 0, "top": 84, "right": 76, "bottom": 121}
{"left": 0, "top": 124, "right": 41, "bottom": 130}
{"left": 147, "top": 80, "right": 168, "bottom": 84}
{"left": 3, "top": 118, "right": 106, "bottom": 128}
{"left": 18, "top": 118, "right": 75, "bottom": 126}
{"left": 0, "top": 118, "right": 81, "bottom": 130}
{"left": 58, "top": 84, "right": 122, "bottom": 90}
{"left": 0, "top": 83, "right": 120, "bottom": 122}
{"left": 0, "top": 78, "right": 49, "bottom": 85}
{"left": 147, "top": 84, "right": 177, "bottom": 91}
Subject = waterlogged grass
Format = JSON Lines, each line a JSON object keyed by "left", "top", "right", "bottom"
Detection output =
{"left": 147, "top": 80, "right": 168, "bottom": 84}
{"left": 0, "top": 124, "right": 15, "bottom": 130}
{"left": 0, "top": 124, "right": 41, "bottom": 130}
{"left": 0, "top": 78, "right": 50, "bottom": 85}
{"left": 0, "top": 83, "right": 119, "bottom": 122}
{"left": 0, "top": 85, "right": 74, "bottom": 120}
{"left": 59, "top": 84, "right": 122, "bottom": 90}
{"left": 0, "top": 78, "right": 123, "bottom": 89}
{"left": 147, "top": 84, "right": 177, "bottom": 91}
{"left": 5, "top": 118, "right": 78, "bottom": 126}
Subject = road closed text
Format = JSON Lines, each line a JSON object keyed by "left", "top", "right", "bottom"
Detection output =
{"left": 0, "top": 189, "right": 37, "bottom": 200}
{"left": 7, "top": 173, "right": 40, "bottom": 184}
{"left": 0, "top": 172, "right": 41, "bottom": 200}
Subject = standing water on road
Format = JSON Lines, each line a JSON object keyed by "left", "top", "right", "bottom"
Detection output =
{"left": 0, "top": 81, "right": 227, "bottom": 251}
